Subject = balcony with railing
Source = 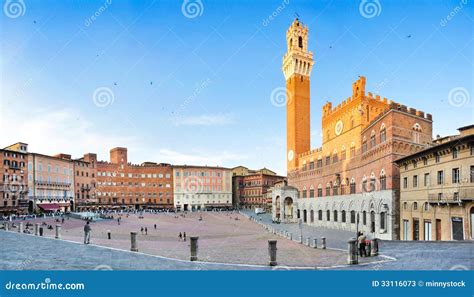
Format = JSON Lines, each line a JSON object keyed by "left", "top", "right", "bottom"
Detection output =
{"left": 428, "top": 188, "right": 474, "bottom": 204}
{"left": 34, "top": 180, "right": 71, "bottom": 189}
{"left": 31, "top": 196, "right": 74, "bottom": 202}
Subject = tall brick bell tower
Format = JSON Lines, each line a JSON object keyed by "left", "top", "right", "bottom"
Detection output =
{"left": 282, "top": 19, "right": 314, "bottom": 171}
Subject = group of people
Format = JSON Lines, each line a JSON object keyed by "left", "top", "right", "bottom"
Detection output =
{"left": 357, "top": 232, "right": 370, "bottom": 257}
{"left": 178, "top": 232, "right": 187, "bottom": 241}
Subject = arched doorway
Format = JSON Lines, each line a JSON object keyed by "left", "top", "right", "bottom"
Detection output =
{"left": 28, "top": 201, "right": 34, "bottom": 214}
{"left": 310, "top": 210, "right": 314, "bottom": 223}
{"left": 370, "top": 211, "right": 375, "bottom": 233}
{"left": 275, "top": 196, "right": 281, "bottom": 219}
{"left": 303, "top": 209, "right": 307, "bottom": 223}
{"left": 283, "top": 197, "right": 293, "bottom": 220}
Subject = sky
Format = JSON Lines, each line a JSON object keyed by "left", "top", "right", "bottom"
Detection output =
{"left": 1, "top": 0, "right": 473, "bottom": 176}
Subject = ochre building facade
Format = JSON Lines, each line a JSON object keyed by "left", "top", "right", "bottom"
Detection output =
{"left": 396, "top": 125, "right": 474, "bottom": 241}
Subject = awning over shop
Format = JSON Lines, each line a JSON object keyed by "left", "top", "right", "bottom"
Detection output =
{"left": 58, "top": 203, "right": 70, "bottom": 207}
{"left": 37, "top": 203, "right": 60, "bottom": 211}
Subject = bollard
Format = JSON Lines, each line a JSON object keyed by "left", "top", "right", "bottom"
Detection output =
{"left": 268, "top": 240, "right": 277, "bottom": 266}
{"left": 39, "top": 227, "right": 43, "bottom": 236}
{"left": 107, "top": 230, "right": 111, "bottom": 240}
{"left": 190, "top": 236, "right": 199, "bottom": 261}
{"left": 4, "top": 222, "right": 9, "bottom": 231}
{"left": 130, "top": 232, "right": 138, "bottom": 252}
{"left": 312, "top": 238, "right": 318, "bottom": 249}
{"left": 35, "top": 223, "right": 39, "bottom": 236}
{"left": 289, "top": 233, "right": 292, "bottom": 240}
{"left": 371, "top": 238, "right": 379, "bottom": 256}
{"left": 305, "top": 237, "right": 310, "bottom": 246}
{"left": 321, "top": 237, "right": 326, "bottom": 249}
{"left": 55, "top": 225, "right": 61, "bottom": 239}
{"left": 18, "top": 222, "right": 23, "bottom": 233}
{"left": 347, "top": 238, "right": 358, "bottom": 265}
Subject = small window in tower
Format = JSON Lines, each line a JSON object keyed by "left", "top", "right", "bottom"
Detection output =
{"left": 298, "top": 36, "right": 303, "bottom": 48}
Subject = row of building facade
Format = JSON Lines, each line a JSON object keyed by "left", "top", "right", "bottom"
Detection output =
{"left": 271, "top": 19, "right": 473, "bottom": 241}
{"left": 0, "top": 144, "right": 284, "bottom": 214}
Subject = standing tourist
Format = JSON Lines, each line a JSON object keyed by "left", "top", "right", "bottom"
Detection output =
{"left": 358, "top": 232, "right": 366, "bottom": 257}
{"left": 84, "top": 221, "right": 91, "bottom": 244}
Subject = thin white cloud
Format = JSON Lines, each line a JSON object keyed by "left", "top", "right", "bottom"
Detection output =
{"left": 0, "top": 107, "right": 138, "bottom": 159}
{"left": 171, "top": 113, "right": 235, "bottom": 126}
{"left": 154, "top": 148, "right": 247, "bottom": 167}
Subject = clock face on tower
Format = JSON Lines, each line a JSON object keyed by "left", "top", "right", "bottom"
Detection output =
{"left": 335, "top": 120, "right": 344, "bottom": 136}
{"left": 287, "top": 150, "right": 294, "bottom": 161}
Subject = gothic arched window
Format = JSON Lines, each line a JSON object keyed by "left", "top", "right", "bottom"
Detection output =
{"left": 298, "top": 36, "right": 303, "bottom": 48}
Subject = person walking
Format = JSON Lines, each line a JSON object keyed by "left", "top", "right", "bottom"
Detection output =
{"left": 358, "top": 232, "right": 366, "bottom": 257}
{"left": 154, "top": 224, "right": 157, "bottom": 230}
{"left": 83, "top": 221, "right": 91, "bottom": 244}
{"left": 145, "top": 227, "right": 148, "bottom": 235}
{"left": 178, "top": 232, "right": 182, "bottom": 241}
{"left": 183, "top": 232, "right": 186, "bottom": 242}
{"left": 140, "top": 227, "right": 144, "bottom": 235}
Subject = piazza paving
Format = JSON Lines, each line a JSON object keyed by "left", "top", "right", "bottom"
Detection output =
{"left": 1, "top": 211, "right": 381, "bottom": 269}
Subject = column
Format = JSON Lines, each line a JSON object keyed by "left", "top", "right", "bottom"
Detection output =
{"left": 190, "top": 236, "right": 199, "bottom": 261}
{"left": 130, "top": 232, "right": 138, "bottom": 252}
{"left": 55, "top": 225, "right": 61, "bottom": 239}
{"left": 347, "top": 238, "right": 358, "bottom": 265}
{"left": 268, "top": 240, "right": 277, "bottom": 266}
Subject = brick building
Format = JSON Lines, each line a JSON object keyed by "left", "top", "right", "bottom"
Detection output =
{"left": 0, "top": 143, "right": 29, "bottom": 215}
{"left": 272, "top": 19, "right": 433, "bottom": 240}
{"left": 96, "top": 147, "right": 173, "bottom": 210}
{"left": 173, "top": 165, "right": 232, "bottom": 211}
{"left": 396, "top": 125, "right": 474, "bottom": 241}
{"left": 232, "top": 166, "right": 286, "bottom": 209}
{"left": 73, "top": 153, "right": 98, "bottom": 211}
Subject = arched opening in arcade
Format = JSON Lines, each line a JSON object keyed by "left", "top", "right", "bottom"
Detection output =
{"left": 275, "top": 196, "right": 281, "bottom": 219}
{"left": 283, "top": 197, "right": 293, "bottom": 220}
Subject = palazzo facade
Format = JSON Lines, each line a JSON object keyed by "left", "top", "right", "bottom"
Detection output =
{"left": 272, "top": 19, "right": 433, "bottom": 240}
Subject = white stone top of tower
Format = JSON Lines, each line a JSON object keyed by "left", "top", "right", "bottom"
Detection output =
{"left": 282, "top": 19, "right": 314, "bottom": 80}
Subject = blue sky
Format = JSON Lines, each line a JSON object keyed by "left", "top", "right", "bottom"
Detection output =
{"left": 1, "top": 0, "right": 472, "bottom": 175}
